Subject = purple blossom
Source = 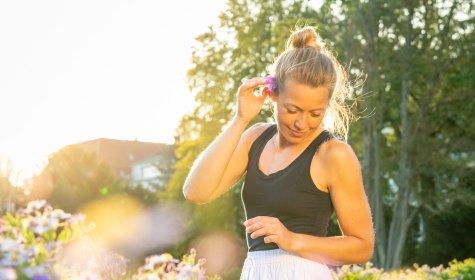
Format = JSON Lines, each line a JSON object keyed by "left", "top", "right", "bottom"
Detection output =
{"left": 32, "top": 275, "right": 50, "bottom": 280}
{"left": 265, "top": 75, "right": 278, "bottom": 91}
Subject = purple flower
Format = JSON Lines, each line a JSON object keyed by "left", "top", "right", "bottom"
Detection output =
{"left": 265, "top": 75, "right": 278, "bottom": 91}
{"left": 32, "top": 275, "right": 50, "bottom": 280}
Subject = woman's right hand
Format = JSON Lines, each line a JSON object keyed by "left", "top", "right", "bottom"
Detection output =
{"left": 236, "top": 77, "right": 270, "bottom": 123}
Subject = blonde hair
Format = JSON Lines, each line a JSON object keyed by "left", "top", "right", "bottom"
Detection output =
{"left": 272, "top": 26, "right": 353, "bottom": 140}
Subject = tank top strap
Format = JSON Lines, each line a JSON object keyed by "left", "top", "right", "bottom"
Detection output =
{"left": 297, "top": 130, "right": 333, "bottom": 172}
{"left": 248, "top": 124, "right": 277, "bottom": 159}
{"left": 307, "top": 130, "right": 333, "bottom": 155}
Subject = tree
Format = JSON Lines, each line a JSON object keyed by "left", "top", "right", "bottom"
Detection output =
{"left": 322, "top": 0, "right": 475, "bottom": 268}
{"left": 31, "top": 145, "right": 123, "bottom": 212}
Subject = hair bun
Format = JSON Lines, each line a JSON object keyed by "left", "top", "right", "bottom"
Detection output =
{"left": 287, "top": 26, "right": 323, "bottom": 50}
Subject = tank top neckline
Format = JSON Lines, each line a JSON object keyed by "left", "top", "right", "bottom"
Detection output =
{"left": 257, "top": 125, "right": 330, "bottom": 180}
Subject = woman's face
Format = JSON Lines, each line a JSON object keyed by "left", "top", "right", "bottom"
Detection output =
{"left": 272, "top": 79, "right": 330, "bottom": 145}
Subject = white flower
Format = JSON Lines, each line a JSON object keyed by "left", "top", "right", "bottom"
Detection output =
{"left": 0, "top": 249, "right": 30, "bottom": 266}
{"left": 30, "top": 215, "right": 59, "bottom": 234}
{"left": 49, "top": 209, "right": 72, "bottom": 220}
{"left": 0, "top": 268, "right": 17, "bottom": 280}
{"left": 68, "top": 213, "right": 86, "bottom": 225}
{"left": 25, "top": 200, "right": 48, "bottom": 214}
{"left": 0, "top": 237, "right": 21, "bottom": 252}
{"left": 143, "top": 253, "right": 174, "bottom": 270}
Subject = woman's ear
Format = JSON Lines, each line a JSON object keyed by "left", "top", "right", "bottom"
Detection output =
{"left": 263, "top": 87, "right": 277, "bottom": 102}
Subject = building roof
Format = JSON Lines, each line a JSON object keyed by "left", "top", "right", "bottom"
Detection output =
{"left": 73, "top": 138, "right": 174, "bottom": 176}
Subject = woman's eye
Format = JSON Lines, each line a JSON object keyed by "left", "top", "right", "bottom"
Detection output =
{"left": 311, "top": 114, "right": 321, "bottom": 118}
{"left": 287, "top": 110, "right": 297, "bottom": 114}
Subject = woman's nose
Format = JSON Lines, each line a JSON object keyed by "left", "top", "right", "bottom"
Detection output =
{"left": 294, "top": 114, "right": 308, "bottom": 131}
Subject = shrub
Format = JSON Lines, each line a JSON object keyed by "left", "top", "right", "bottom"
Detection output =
{"left": 335, "top": 258, "right": 475, "bottom": 280}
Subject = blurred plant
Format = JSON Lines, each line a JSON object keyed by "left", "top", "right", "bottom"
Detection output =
{"left": 0, "top": 199, "right": 127, "bottom": 279}
{"left": 0, "top": 199, "right": 89, "bottom": 279}
{"left": 444, "top": 258, "right": 475, "bottom": 280}
{"left": 335, "top": 262, "right": 383, "bottom": 279}
{"left": 0, "top": 200, "right": 221, "bottom": 280}
{"left": 53, "top": 236, "right": 128, "bottom": 279}
{"left": 335, "top": 258, "right": 475, "bottom": 279}
{"left": 132, "top": 248, "right": 221, "bottom": 280}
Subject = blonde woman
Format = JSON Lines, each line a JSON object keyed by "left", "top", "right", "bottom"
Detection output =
{"left": 184, "top": 26, "right": 374, "bottom": 279}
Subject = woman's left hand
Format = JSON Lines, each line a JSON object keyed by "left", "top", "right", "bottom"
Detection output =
{"left": 244, "top": 216, "right": 295, "bottom": 252}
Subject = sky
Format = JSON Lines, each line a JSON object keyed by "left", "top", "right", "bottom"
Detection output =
{"left": 0, "top": 0, "right": 227, "bottom": 184}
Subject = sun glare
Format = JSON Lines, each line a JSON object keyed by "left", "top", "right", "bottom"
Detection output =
{"left": 0, "top": 0, "right": 226, "bottom": 185}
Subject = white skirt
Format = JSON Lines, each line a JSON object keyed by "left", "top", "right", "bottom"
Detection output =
{"left": 240, "top": 249, "right": 334, "bottom": 280}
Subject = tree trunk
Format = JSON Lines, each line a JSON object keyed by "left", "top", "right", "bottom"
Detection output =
{"left": 354, "top": 0, "right": 387, "bottom": 267}
{"left": 372, "top": 84, "right": 386, "bottom": 267}
{"left": 385, "top": 4, "right": 415, "bottom": 269}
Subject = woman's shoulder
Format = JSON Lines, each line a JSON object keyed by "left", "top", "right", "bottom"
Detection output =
{"left": 242, "top": 122, "right": 275, "bottom": 146}
{"left": 316, "top": 136, "right": 362, "bottom": 191}
{"left": 318, "top": 136, "right": 360, "bottom": 168}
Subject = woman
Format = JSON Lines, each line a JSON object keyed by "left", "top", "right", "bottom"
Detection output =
{"left": 183, "top": 26, "right": 374, "bottom": 279}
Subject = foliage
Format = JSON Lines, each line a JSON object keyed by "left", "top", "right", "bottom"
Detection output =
{"left": 409, "top": 205, "right": 475, "bottom": 267}
{"left": 335, "top": 258, "right": 475, "bottom": 280}
{"left": 30, "top": 145, "right": 124, "bottom": 212}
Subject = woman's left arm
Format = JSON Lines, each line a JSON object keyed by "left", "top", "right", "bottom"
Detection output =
{"left": 244, "top": 141, "right": 374, "bottom": 266}
{"left": 291, "top": 141, "right": 374, "bottom": 265}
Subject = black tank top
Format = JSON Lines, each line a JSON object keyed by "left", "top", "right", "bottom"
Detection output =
{"left": 241, "top": 124, "right": 334, "bottom": 251}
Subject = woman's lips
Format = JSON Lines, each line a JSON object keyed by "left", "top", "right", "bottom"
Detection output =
{"left": 289, "top": 129, "right": 305, "bottom": 137}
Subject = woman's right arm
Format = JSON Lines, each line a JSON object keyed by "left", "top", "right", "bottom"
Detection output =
{"left": 183, "top": 77, "right": 270, "bottom": 203}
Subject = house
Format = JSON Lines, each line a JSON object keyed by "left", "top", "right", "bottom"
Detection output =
{"left": 130, "top": 153, "right": 173, "bottom": 191}
{"left": 75, "top": 138, "right": 175, "bottom": 190}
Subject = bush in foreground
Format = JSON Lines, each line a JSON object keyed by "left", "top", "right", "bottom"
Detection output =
{"left": 335, "top": 258, "right": 475, "bottom": 279}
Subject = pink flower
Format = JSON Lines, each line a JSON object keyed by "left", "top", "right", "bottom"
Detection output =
{"left": 265, "top": 75, "right": 278, "bottom": 91}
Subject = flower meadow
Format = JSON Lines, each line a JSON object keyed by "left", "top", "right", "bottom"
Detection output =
{"left": 0, "top": 200, "right": 473, "bottom": 279}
